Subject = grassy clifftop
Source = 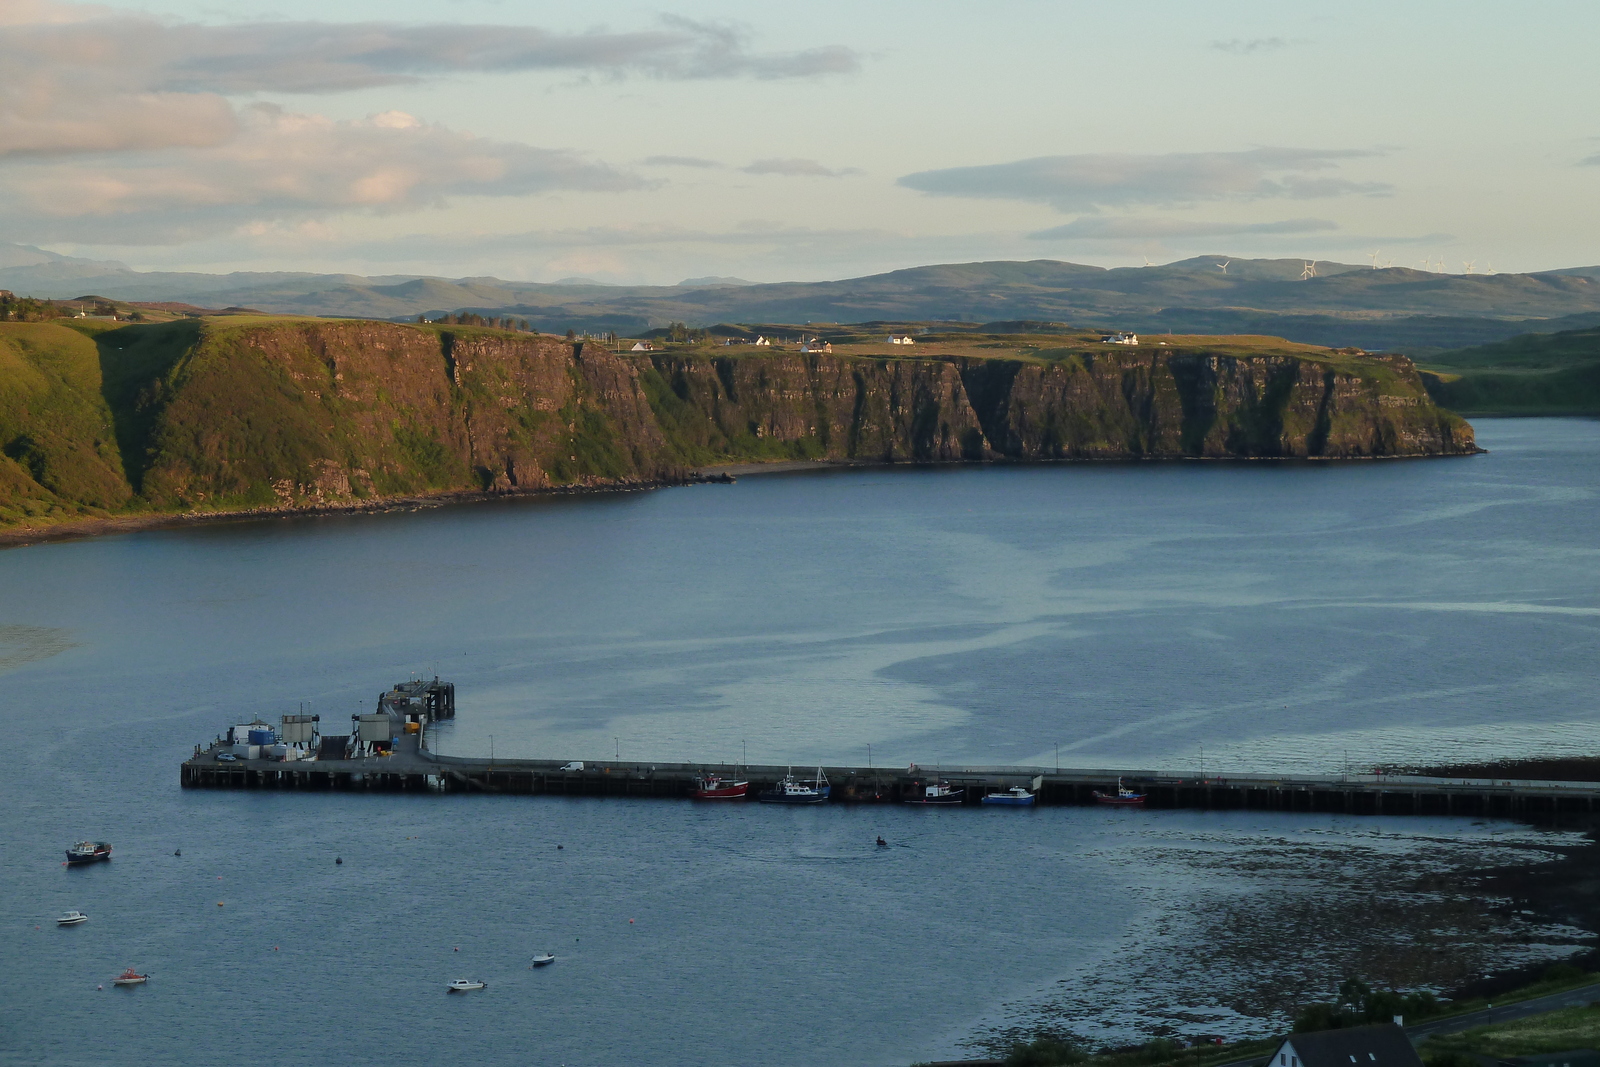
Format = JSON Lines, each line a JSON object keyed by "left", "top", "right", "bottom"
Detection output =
{"left": 0, "top": 318, "right": 1476, "bottom": 538}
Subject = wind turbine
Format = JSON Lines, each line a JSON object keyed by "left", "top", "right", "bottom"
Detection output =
{"left": 1383, "top": 258, "right": 1394, "bottom": 269}
{"left": 1300, "top": 260, "right": 1317, "bottom": 280}
{"left": 1484, "top": 261, "right": 1496, "bottom": 275}
{"left": 1369, "top": 249, "right": 1382, "bottom": 269}
{"left": 1143, "top": 256, "right": 1153, "bottom": 267}
{"left": 1463, "top": 260, "right": 1476, "bottom": 274}
{"left": 1217, "top": 259, "right": 1231, "bottom": 273}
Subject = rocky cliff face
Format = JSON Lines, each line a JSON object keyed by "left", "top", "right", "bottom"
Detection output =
{"left": 0, "top": 319, "right": 1476, "bottom": 532}
{"left": 638, "top": 348, "right": 1476, "bottom": 464}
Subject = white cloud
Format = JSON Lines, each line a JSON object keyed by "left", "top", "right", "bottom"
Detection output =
{"left": 0, "top": 105, "right": 646, "bottom": 242}
{"left": 1029, "top": 217, "right": 1339, "bottom": 241}
{"left": 897, "top": 149, "right": 1391, "bottom": 212}
{"left": 1211, "top": 37, "right": 1292, "bottom": 55}
{"left": 741, "top": 158, "right": 862, "bottom": 177}
{"left": 0, "top": 1, "right": 859, "bottom": 158}
{"left": 641, "top": 155, "right": 725, "bottom": 168}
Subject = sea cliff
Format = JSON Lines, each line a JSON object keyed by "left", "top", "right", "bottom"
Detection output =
{"left": 0, "top": 318, "right": 1477, "bottom": 537}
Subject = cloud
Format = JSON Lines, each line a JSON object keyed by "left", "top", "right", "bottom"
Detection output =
{"left": 741, "top": 158, "right": 861, "bottom": 177}
{"left": 1029, "top": 217, "right": 1339, "bottom": 241}
{"left": 641, "top": 155, "right": 724, "bottom": 168}
{"left": 897, "top": 149, "right": 1391, "bottom": 212}
{"left": 0, "top": 1, "right": 860, "bottom": 158}
{"left": 1211, "top": 37, "right": 1291, "bottom": 54}
{"left": 0, "top": 105, "right": 647, "bottom": 243}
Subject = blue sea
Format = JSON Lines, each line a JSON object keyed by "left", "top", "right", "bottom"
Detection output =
{"left": 2, "top": 418, "right": 1596, "bottom": 1066}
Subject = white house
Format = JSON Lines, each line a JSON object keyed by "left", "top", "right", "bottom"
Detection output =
{"left": 799, "top": 338, "right": 833, "bottom": 354}
{"left": 1101, "top": 332, "right": 1139, "bottom": 345}
{"left": 1266, "top": 1023, "right": 1422, "bottom": 1067}
{"left": 630, "top": 341, "right": 654, "bottom": 352}
{"left": 888, "top": 334, "right": 916, "bottom": 345}
{"left": 754, "top": 336, "right": 771, "bottom": 346}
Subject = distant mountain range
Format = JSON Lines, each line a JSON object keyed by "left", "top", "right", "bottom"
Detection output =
{"left": 5, "top": 245, "right": 1600, "bottom": 351}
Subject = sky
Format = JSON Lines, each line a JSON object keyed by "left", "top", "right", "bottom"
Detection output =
{"left": 2, "top": 0, "right": 1597, "bottom": 283}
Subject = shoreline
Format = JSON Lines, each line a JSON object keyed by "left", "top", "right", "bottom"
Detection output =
{"left": 0, "top": 448, "right": 1487, "bottom": 551}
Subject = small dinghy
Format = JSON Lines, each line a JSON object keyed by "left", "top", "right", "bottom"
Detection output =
{"left": 530, "top": 954, "right": 556, "bottom": 967}
{"left": 57, "top": 911, "right": 89, "bottom": 926}
{"left": 447, "top": 978, "right": 486, "bottom": 992}
{"left": 113, "top": 968, "right": 148, "bottom": 986}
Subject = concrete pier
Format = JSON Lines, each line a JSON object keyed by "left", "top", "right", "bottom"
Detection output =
{"left": 180, "top": 734, "right": 1600, "bottom": 818}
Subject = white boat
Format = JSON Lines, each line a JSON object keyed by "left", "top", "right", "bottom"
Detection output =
{"left": 981, "top": 786, "right": 1036, "bottom": 806}
{"left": 447, "top": 978, "right": 486, "bottom": 992}
{"left": 530, "top": 954, "right": 556, "bottom": 967}
{"left": 57, "top": 911, "right": 89, "bottom": 925}
{"left": 112, "top": 968, "right": 148, "bottom": 986}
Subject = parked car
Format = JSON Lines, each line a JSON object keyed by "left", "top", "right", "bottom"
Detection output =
{"left": 559, "top": 761, "right": 584, "bottom": 771}
{"left": 216, "top": 752, "right": 238, "bottom": 762}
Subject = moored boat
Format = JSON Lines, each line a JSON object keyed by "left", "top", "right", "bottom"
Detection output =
{"left": 904, "top": 779, "right": 964, "bottom": 805}
{"left": 65, "top": 841, "right": 112, "bottom": 865}
{"left": 112, "top": 968, "right": 148, "bottom": 986}
{"left": 690, "top": 773, "right": 749, "bottom": 799}
{"left": 447, "top": 978, "right": 486, "bottom": 992}
{"left": 1092, "top": 778, "right": 1146, "bottom": 807}
{"left": 758, "top": 768, "right": 830, "bottom": 804}
{"left": 981, "top": 786, "right": 1036, "bottom": 806}
{"left": 57, "top": 911, "right": 89, "bottom": 926}
{"left": 530, "top": 953, "right": 556, "bottom": 967}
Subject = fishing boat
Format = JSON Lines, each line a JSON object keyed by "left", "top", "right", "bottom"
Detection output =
{"left": 904, "top": 780, "right": 964, "bottom": 805}
{"left": 447, "top": 978, "right": 486, "bottom": 992}
{"left": 65, "top": 841, "right": 112, "bottom": 865}
{"left": 981, "top": 786, "right": 1036, "bottom": 806}
{"left": 1092, "top": 778, "right": 1146, "bottom": 807}
{"left": 57, "top": 911, "right": 89, "bottom": 926}
{"left": 758, "top": 768, "right": 830, "bottom": 804}
{"left": 530, "top": 954, "right": 556, "bottom": 967}
{"left": 690, "top": 772, "right": 749, "bottom": 799}
{"left": 112, "top": 968, "right": 148, "bottom": 986}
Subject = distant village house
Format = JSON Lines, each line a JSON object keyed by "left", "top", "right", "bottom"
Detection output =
{"left": 1101, "top": 332, "right": 1139, "bottom": 345}
{"left": 754, "top": 336, "right": 771, "bottom": 346}
{"left": 799, "top": 338, "right": 833, "bottom": 354}
{"left": 630, "top": 341, "right": 654, "bottom": 351}
{"left": 1267, "top": 1023, "right": 1423, "bottom": 1067}
{"left": 888, "top": 334, "right": 916, "bottom": 345}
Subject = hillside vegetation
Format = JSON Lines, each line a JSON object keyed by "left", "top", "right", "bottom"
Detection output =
{"left": 7, "top": 248, "right": 1600, "bottom": 351}
{"left": 0, "top": 318, "right": 1477, "bottom": 537}
{"left": 1422, "top": 326, "right": 1600, "bottom": 414}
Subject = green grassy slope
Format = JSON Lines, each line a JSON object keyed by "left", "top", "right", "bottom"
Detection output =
{"left": 1422, "top": 326, "right": 1600, "bottom": 414}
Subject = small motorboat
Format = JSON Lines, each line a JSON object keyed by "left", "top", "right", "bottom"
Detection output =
{"left": 57, "top": 911, "right": 89, "bottom": 926}
{"left": 447, "top": 978, "right": 486, "bottom": 992}
{"left": 65, "top": 841, "right": 112, "bottom": 865}
{"left": 982, "top": 786, "right": 1036, "bottom": 806}
{"left": 875, "top": 836, "right": 888, "bottom": 848}
{"left": 1092, "top": 778, "right": 1146, "bottom": 807}
{"left": 690, "top": 773, "right": 749, "bottom": 799}
{"left": 530, "top": 954, "right": 556, "bottom": 967}
{"left": 904, "top": 779, "right": 964, "bottom": 805}
{"left": 112, "top": 968, "right": 148, "bottom": 986}
{"left": 758, "top": 768, "right": 830, "bottom": 804}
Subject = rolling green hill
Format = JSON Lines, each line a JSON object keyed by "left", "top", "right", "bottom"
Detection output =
{"left": 1421, "top": 327, "right": 1600, "bottom": 414}
{"left": 7, "top": 247, "right": 1600, "bottom": 352}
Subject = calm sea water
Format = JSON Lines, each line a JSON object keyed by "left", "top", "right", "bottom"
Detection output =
{"left": 2, "top": 418, "right": 1597, "bottom": 1066}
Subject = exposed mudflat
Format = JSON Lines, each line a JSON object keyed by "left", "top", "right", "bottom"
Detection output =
{"left": 966, "top": 822, "right": 1600, "bottom": 1057}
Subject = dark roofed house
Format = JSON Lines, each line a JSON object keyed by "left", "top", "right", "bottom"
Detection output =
{"left": 1269, "top": 1024, "right": 1423, "bottom": 1067}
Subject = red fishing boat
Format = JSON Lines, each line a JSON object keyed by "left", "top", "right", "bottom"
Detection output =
{"left": 1092, "top": 778, "right": 1146, "bottom": 807}
{"left": 690, "top": 772, "right": 749, "bottom": 799}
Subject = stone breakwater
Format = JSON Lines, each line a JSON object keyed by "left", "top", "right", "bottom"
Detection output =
{"left": 0, "top": 319, "right": 1477, "bottom": 534}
